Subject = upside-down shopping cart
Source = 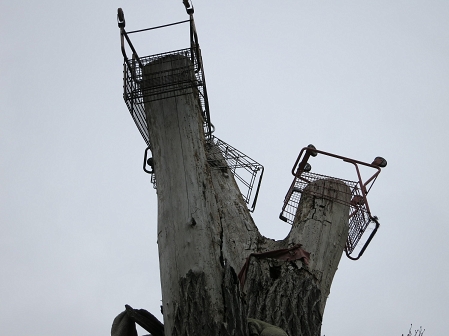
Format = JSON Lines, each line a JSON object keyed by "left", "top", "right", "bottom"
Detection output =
{"left": 279, "top": 145, "right": 387, "bottom": 260}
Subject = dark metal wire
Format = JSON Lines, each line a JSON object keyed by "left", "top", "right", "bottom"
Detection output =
{"left": 119, "top": 10, "right": 212, "bottom": 145}
{"left": 123, "top": 48, "right": 211, "bottom": 147}
{"left": 119, "top": 9, "right": 262, "bottom": 210}
{"left": 142, "top": 135, "right": 264, "bottom": 211}
{"left": 206, "top": 136, "right": 264, "bottom": 212}
{"left": 279, "top": 146, "right": 385, "bottom": 259}
{"left": 280, "top": 172, "right": 375, "bottom": 256}
{"left": 127, "top": 20, "right": 190, "bottom": 34}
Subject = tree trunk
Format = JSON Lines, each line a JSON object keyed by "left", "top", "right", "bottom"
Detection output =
{"left": 244, "top": 181, "right": 350, "bottom": 336}
{"left": 143, "top": 56, "right": 350, "bottom": 336}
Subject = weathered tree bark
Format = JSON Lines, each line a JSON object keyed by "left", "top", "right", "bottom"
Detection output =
{"left": 143, "top": 56, "right": 350, "bottom": 336}
{"left": 244, "top": 181, "right": 350, "bottom": 336}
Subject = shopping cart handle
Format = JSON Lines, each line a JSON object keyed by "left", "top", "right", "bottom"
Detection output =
{"left": 117, "top": 8, "right": 125, "bottom": 28}
{"left": 345, "top": 216, "right": 380, "bottom": 260}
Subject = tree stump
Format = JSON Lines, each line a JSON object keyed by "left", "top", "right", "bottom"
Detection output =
{"left": 143, "top": 55, "right": 350, "bottom": 336}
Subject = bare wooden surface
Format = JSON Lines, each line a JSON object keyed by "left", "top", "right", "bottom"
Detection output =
{"left": 144, "top": 55, "right": 227, "bottom": 334}
{"left": 287, "top": 180, "right": 350, "bottom": 314}
{"left": 143, "top": 55, "right": 350, "bottom": 336}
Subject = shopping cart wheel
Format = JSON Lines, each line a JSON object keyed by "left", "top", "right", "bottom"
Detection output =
{"left": 307, "top": 144, "right": 318, "bottom": 157}
{"left": 372, "top": 156, "right": 387, "bottom": 168}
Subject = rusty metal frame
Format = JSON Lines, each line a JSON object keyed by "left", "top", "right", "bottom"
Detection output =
{"left": 280, "top": 146, "right": 385, "bottom": 260}
{"left": 291, "top": 147, "right": 381, "bottom": 212}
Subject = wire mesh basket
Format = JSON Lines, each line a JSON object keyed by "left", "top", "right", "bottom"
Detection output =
{"left": 206, "top": 136, "right": 264, "bottom": 212}
{"left": 123, "top": 48, "right": 211, "bottom": 146}
{"left": 279, "top": 146, "right": 385, "bottom": 260}
{"left": 144, "top": 136, "right": 264, "bottom": 211}
{"left": 118, "top": 7, "right": 212, "bottom": 149}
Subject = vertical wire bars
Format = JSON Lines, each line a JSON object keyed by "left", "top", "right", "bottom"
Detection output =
{"left": 279, "top": 146, "right": 384, "bottom": 260}
{"left": 126, "top": 51, "right": 264, "bottom": 210}
{"left": 119, "top": 9, "right": 263, "bottom": 211}
{"left": 206, "top": 136, "right": 264, "bottom": 212}
{"left": 119, "top": 8, "right": 212, "bottom": 148}
{"left": 279, "top": 171, "right": 375, "bottom": 256}
{"left": 143, "top": 135, "right": 264, "bottom": 212}
{"left": 123, "top": 48, "right": 211, "bottom": 148}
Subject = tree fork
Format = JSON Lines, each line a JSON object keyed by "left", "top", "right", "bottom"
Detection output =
{"left": 143, "top": 56, "right": 350, "bottom": 335}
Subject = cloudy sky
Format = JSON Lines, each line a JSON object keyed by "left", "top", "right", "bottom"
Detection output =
{"left": 1, "top": 1, "right": 448, "bottom": 335}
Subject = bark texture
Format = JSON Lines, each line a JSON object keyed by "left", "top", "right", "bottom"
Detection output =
{"left": 143, "top": 55, "right": 350, "bottom": 336}
{"left": 246, "top": 260, "right": 321, "bottom": 336}
{"left": 144, "top": 55, "right": 250, "bottom": 335}
{"left": 287, "top": 180, "right": 350, "bottom": 314}
{"left": 172, "top": 265, "right": 248, "bottom": 336}
{"left": 242, "top": 180, "right": 350, "bottom": 335}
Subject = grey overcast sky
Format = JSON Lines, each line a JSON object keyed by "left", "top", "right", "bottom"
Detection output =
{"left": 1, "top": 1, "right": 448, "bottom": 335}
